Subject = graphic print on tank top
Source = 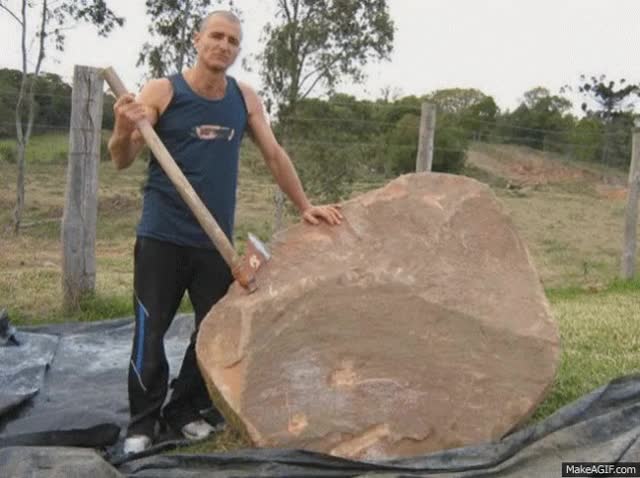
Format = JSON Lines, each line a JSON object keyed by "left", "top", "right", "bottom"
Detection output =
{"left": 192, "top": 125, "right": 235, "bottom": 141}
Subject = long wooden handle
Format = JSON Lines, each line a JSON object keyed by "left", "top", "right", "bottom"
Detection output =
{"left": 102, "top": 66, "right": 239, "bottom": 269}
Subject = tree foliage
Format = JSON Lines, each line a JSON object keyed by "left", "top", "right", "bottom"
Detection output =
{"left": 259, "top": 0, "right": 394, "bottom": 112}
{"left": 257, "top": 0, "right": 393, "bottom": 211}
{"left": 0, "top": 68, "right": 115, "bottom": 138}
{"left": 574, "top": 75, "right": 640, "bottom": 165}
{"left": 497, "top": 87, "right": 574, "bottom": 151}
{"left": 427, "top": 88, "right": 488, "bottom": 115}
{"left": 270, "top": 92, "right": 469, "bottom": 202}
{"left": 578, "top": 75, "right": 640, "bottom": 120}
{"left": 381, "top": 108, "right": 468, "bottom": 176}
{"left": 137, "top": 0, "right": 236, "bottom": 79}
{"left": 1, "top": 0, "right": 123, "bottom": 50}
{"left": 425, "top": 88, "right": 498, "bottom": 141}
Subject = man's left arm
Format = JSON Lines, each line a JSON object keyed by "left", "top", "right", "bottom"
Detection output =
{"left": 240, "top": 83, "right": 342, "bottom": 226}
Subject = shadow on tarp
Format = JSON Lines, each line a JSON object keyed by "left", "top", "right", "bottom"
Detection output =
{"left": 1, "top": 315, "right": 640, "bottom": 477}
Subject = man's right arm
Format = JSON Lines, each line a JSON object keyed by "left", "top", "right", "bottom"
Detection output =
{"left": 107, "top": 79, "right": 172, "bottom": 170}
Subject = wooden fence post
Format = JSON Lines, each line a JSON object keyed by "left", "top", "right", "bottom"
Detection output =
{"left": 61, "top": 65, "right": 104, "bottom": 311}
{"left": 416, "top": 103, "right": 436, "bottom": 172}
{"left": 620, "top": 120, "right": 640, "bottom": 279}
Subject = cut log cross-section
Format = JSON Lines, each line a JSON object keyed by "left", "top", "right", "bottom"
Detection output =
{"left": 196, "top": 173, "right": 560, "bottom": 460}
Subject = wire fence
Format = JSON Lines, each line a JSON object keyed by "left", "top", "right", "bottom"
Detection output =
{"left": 1, "top": 91, "right": 638, "bottom": 290}
{"left": 0, "top": 109, "right": 632, "bottom": 177}
{"left": 0, "top": 84, "right": 634, "bottom": 190}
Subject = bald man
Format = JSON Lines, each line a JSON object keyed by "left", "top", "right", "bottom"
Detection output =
{"left": 109, "top": 10, "right": 342, "bottom": 454}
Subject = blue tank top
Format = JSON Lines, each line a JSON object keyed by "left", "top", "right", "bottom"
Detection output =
{"left": 137, "top": 74, "right": 248, "bottom": 249}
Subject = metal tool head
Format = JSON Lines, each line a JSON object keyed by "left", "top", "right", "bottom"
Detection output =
{"left": 234, "top": 234, "right": 271, "bottom": 294}
{"left": 246, "top": 233, "right": 271, "bottom": 271}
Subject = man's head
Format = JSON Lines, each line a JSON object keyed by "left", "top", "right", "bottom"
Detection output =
{"left": 193, "top": 10, "right": 242, "bottom": 72}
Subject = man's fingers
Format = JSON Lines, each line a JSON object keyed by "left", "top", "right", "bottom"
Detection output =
{"left": 114, "top": 95, "right": 145, "bottom": 119}
{"left": 304, "top": 212, "right": 320, "bottom": 225}
{"left": 326, "top": 210, "right": 339, "bottom": 225}
{"left": 329, "top": 206, "right": 343, "bottom": 220}
{"left": 319, "top": 207, "right": 341, "bottom": 225}
{"left": 325, "top": 206, "right": 342, "bottom": 224}
{"left": 113, "top": 93, "right": 135, "bottom": 110}
{"left": 125, "top": 108, "right": 147, "bottom": 123}
{"left": 115, "top": 99, "right": 147, "bottom": 124}
{"left": 303, "top": 205, "right": 344, "bottom": 226}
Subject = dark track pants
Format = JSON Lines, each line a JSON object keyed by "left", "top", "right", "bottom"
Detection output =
{"left": 127, "top": 237, "right": 232, "bottom": 438}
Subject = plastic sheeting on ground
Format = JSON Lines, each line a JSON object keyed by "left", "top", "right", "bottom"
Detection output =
{"left": 1, "top": 315, "right": 640, "bottom": 477}
{"left": 0, "top": 315, "right": 194, "bottom": 450}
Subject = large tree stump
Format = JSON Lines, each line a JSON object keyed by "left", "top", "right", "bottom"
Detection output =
{"left": 197, "top": 173, "right": 560, "bottom": 460}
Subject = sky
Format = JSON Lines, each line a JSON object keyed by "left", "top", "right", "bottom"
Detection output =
{"left": 2, "top": 0, "right": 640, "bottom": 114}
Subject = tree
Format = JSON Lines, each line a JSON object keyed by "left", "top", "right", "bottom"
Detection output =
{"left": 463, "top": 96, "right": 498, "bottom": 141}
{"left": 137, "top": 0, "right": 236, "bottom": 79}
{"left": 577, "top": 75, "right": 640, "bottom": 165}
{"left": 425, "top": 88, "right": 498, "bottom": 142}
{"left": 278, "top": 94, "right": 383, "bottom": 200}
{"left": 427, "top": 88, "right": 488, "bottom": 115}
{"left": 382, "top": 107, "right": 468, "bottom": 176}
{"left": 259, "top": 0, "right": 394, "bottom": 113}
{"left": 578, "top": 75, "right": 639, "bottom": 119}
{"left": 0, "top": 68, "right": 115, "bottom": 139}
{"left": 0, "top": 69, "right": 22, "bottom": 138}
{"left": 500, "top": 87, "right": 574, "bottom": 152}
{"left": 0, "top": 0, "right": 123, "bottom": 233}
{"left": 257, "top": 0, "right": 394, "bottom": 224}
{"left": 569, "top": 116, "right": 603, "bottom": 163}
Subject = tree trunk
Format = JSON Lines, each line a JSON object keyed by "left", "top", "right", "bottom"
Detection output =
{"left": 13, "top": 0, "right": 47, "bottom": 234}
{"left": 13, "top": 143, "right": 26, "bottom": 234}
{"left": 13, "top": 0, "right": 28, "bottom": 234}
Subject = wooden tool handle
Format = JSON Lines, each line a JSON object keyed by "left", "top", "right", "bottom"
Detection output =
{"left": 102, "top": 66, "right": 239, "bottom": 269}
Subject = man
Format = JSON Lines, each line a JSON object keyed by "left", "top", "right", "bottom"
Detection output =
{"left": 108, "top": 10, "right": 342, "bottom": 455}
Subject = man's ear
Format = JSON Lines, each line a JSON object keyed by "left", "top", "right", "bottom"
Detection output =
{"left": 193, "top": 31, "right": 200, "bottom": 49}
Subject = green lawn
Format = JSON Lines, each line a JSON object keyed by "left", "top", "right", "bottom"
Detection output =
{"left": 531, "top": 281, "right": 640, "bottom": 421}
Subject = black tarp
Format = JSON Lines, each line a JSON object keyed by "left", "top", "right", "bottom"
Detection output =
{"left": 0, "top": 316, "right": 194, "bottom": 450}
{"left": 2, "top": 315, "right": 640, "bottom": 477}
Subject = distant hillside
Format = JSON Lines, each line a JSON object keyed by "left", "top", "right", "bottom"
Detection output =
{"left": 467, "top": 142, "right": 628, "bottom": 200}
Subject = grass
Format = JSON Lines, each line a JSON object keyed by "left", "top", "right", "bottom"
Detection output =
{"left": 466, "top": 145, "right": 631, "bottom": 290}
{"left": 0, "top": 132, "right": 111, "bottom": 164}
{"left": 2, "top": 135, "right": 640, "bottom": 454}
{"left": 169, "top": 427, "right": 250, "bottom": 454}
{"left": 530, "top": 280, "right": 640, "bottom": 421}
{"left": 0, "top": 132, "right": 70, "bottom": 164}
{"left": 0, "top": 137, "right": 285, "bottom": 324}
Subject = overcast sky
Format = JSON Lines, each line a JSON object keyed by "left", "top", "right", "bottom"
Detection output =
{"left": 2, "top": 0, "right": 639, "bottom": 114}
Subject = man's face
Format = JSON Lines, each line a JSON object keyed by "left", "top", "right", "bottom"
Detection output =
{"left": 194, "top": 15, "right": 241, "bottom": 72}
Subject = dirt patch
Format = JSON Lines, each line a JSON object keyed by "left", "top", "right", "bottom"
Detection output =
{"left": 468, "top": 149, "right": 595, "bottom": 187}
{"left": 98, "top": 194, "right": 140, "bottom": 214}
{"left": 468, "top": 144, "right": 628, "bottom": 201}
{"left": 595, "top": 184, "right": 628, "bottom": 201}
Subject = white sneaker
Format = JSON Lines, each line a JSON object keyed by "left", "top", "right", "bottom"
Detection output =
{"left": 123, "top": 435, "right": 152, "bottom": 454}
{"left": 181, "top": 419, "right": 223, "bottom": 440}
